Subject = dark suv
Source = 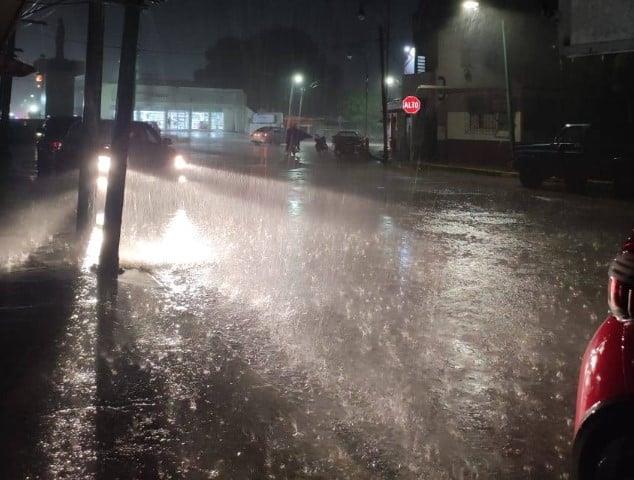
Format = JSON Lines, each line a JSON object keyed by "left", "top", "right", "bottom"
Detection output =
{"left": 61, "top": 120, "right": 186, "bottom": 174}
{"left": 35, "top": 116, "right": 81, "bottom": 174}
{"left": 514, "top": 123, "right": 634, "bottom": 195}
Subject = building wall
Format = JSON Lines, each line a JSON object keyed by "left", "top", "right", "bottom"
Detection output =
{"left": 75, "top": 81, "right": 249, "bottom": 133}
{"left": 436, "top": 17, "right": 505, "bottom": 90}
{"left": 409, "top": 5, "right": 562, "bottom": 168}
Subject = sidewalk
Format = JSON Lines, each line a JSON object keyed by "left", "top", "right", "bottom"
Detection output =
{"left": 368, "top": 145, "right": 518, "bottom": 178}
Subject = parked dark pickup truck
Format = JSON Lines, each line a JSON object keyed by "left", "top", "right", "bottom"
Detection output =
{"left": 513, "top": 123, "right": 634, "bottom": 195}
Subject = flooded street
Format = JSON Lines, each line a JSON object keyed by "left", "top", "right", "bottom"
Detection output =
{"left": 2, "top": 135, "right": 633, "bottom": 479}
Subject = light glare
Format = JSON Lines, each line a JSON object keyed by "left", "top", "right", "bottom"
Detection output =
{"left": 462, "top": 0, "right": 480, "bottom": 12}
{"left": 174, "top": 154, "right": 187, "bottom": 170}
{"left": 96, "top": 176, "right": 108, "bottom": 192}
{"left": 97, "top": 155, "right": 111, "bottom": 174}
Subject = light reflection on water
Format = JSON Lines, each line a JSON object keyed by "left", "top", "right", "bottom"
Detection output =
{"left": 122, "top": 208, "right": 215, "bottom": 266}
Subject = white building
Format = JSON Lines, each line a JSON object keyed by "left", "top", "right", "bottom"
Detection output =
{"left": 75, "top": 80, "right": 249, "bottom": 133}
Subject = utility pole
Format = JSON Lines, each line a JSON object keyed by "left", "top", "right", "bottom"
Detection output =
{"left": 77, "top": 0, "right": 105, "bottom": 235}
{"left": 287, "top": 83, "right": 295, "bottom": 127}
{"left": 379, "top": 26, "right": 388, "bottom": 163}
{"left": 501, "top": 19, "right": 515, "bottom": 162}
{"left": 0, "top": 32, "right": 16, "bottom": 161}
{"left": 298, "top": 87, "right": 305, "bottom": 119}
{"left": 364, "top": 53, "right": 369, "bottom": 138}
{"left": 99, "top": 0, "right": 142, "bottom": 278}
{"left": 385, "top": 0, "right": 391, "bottom": 81}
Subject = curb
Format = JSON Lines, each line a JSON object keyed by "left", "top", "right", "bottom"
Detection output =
{"left": 383, "top": 160, "right": 518, "bottom": 178}
{"left": 419, "top": 162, "right": 518, "bottom": 178}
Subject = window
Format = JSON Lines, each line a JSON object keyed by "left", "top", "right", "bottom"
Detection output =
{"left": 143, "top": 124, "right": 161, "bottom": 144}
{"left": 136, "top": 110, "right": 166, "bottom": 130}
{"left": 167, "top": 111, "right": 190, "bottom": 130}
{"left": 192, "top": 112, "right": 210, "bottom": 130}
{"left": 210, "top": 112, "right": 224, "bottom": 130}
{"left": 558, "top": 125, "right": 587, "bottom": 144}
{"left": 464, "top": 112, "right": 500, "bottom": 136}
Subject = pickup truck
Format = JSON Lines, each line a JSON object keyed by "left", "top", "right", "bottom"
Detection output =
{"left": 513, "top": 123, "right": 634, "bottom": 196}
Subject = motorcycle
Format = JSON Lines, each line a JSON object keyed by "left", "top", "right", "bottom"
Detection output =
{"left": 315, "top": 135, "right": 328, "bottom": 154}
{"left": 573, "top": 230, "right": 634, "bottom": 480}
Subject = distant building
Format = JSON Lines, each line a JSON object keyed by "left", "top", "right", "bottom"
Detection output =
{"left": 74, "top": 79, "right": 249, "bottom": 133}
{"left": 34, "top": 19, "right": 84, "bottom": 118}
{"left": 248, "top": 112, "right": 284, "bottom": 135}
{"left": 393, "top": 3, "right": 561, "bottom": 168}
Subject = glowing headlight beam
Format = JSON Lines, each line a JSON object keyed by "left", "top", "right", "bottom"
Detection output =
{"left": 96, "top": 176, "right": 108, "bottom": 192}
{"left": 174, "top": 154, "right": 187, "bottom": 170}
{"left": 97, "top": 155, "right": 111, "bottom": 174}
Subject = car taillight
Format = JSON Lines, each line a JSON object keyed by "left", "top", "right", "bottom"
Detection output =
{"left": 50, "top": 140, "right": 63, "bottom": 152}
{"left": 608, "top": 251, "right": 634, "bottom": 320}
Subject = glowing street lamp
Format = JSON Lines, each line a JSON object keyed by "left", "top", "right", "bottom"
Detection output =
{"left": 287, "top": 72, "right": 305, "bottom": 126}
{"left": 385, "top": 75, "right": 396, "bottom": 87}
{"left": 461, "top": 0, "right": 515, "bottom": 160}
{"left": 462, "top": 0, "right": 480, "bottom": 12}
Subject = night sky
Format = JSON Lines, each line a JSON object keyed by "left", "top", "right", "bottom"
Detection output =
{"left": 12, "top": 0, "right": 419, "bottom": 114}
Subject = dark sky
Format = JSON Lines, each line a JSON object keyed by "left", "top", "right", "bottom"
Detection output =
{"left": 17, "top": 0, "right": 419, "bottom": 82}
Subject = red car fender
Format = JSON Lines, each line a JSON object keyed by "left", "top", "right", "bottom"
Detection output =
{"left": 574, "top": 315, "right": 634, "bottom": 436}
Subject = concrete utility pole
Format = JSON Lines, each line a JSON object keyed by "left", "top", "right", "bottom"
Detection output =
{"left": 298, "top": 87, "right": 305, "bottom": 119}
{"left": 99, "top": 0, "right": 142, "bottom": 278}
{"left": 0, "top": 32, "right": 16, "bottom": 161}
{"left": 379, "top": 26, "right": 388, "bottom": 163}
{"left": 77, "top": 0, "right": 105, "bottom": 235}
{"left": 287, "top": 83, "right": 296, "bottom": 126}
{"left": 501, "top": 19, "right": 515, "bottom": 162}
{"left": 364, "top": 54, "right": 369, "bottom": 138}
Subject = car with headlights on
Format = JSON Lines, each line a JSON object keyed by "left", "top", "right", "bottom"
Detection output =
{"left": 60, "top": 120, "right": 187, "bottom": 175}
{"left": 35, "top": 116, "right": 81, "bottom": 174}
{"left": 250, "top": 126, "right": 283, "bottom": 145}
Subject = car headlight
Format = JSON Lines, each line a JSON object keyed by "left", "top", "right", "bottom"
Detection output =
{"left": 97, "top": 154, "right": 111, "bottom": 174}
{"left": 174, "top": 154, "right": 186, "bottom": 170}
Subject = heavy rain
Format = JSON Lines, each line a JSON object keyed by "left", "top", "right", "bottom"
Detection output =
{"left": 2, "top": 1, "right": 634, "bottom": 479}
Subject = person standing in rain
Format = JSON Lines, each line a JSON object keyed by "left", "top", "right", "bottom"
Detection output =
{"left": 286, "top": 123, "right": 299, "bottom": 155}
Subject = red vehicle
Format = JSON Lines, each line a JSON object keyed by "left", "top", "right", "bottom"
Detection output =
{"left": 574, "top": 230, "right": 634, "bottom": 479}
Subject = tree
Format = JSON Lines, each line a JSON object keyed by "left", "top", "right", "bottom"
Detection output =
{"left": 342, "top": 88, "right": 381, "bottom": 133}
{"left": 195, "top": 27, "right": 341, "bottom": 116}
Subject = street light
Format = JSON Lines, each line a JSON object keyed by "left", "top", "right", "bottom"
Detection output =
{"left": 385, "top": 75, "right": 396, "bottom": 87}
{"left": 298, "top": 81, "right": 319, "bottom": 119}
{"left": 462, "top": 0, "right": 480, "bottom": 12}
{"left": 403, "top": 45, "right": 412, "bottom": 53}
{"left": 461, "top": 0, "right": 514, "bottom": 160}
{"left": 287, "top": 73, "right": 304, "bottom": 126}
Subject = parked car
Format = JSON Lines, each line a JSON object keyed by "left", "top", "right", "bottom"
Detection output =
{"left": 35, "top": 116, "right": 81, "bottom": 174}
{"left": 514, "top": 123, "right": 634, "bottom": 195}
{"left": 251, "top": 126, "right": 283, "bottom": 145}
{"left": 573, "top": 230, "right": 634, "bottom": 479}
{"left": 332, "top": 130, "right": 368, "bottom": 157}
{"left": 60, "top": 120, "right": 187, "bottom": 174}
{"left": 9, "top": 118, "right": 44, "bottom": 145}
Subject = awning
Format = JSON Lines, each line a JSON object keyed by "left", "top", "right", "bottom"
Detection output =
{"left": 0, "top": 53, "right": 35, "bottom": 77}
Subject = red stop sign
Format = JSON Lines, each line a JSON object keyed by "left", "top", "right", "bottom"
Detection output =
{"left": 402, "top": 96, "right": 422, "bottom": 115}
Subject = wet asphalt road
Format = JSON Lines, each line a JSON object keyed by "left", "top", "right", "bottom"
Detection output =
{"left": 1, "top": 134, "right": 633, "bottom": 479}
